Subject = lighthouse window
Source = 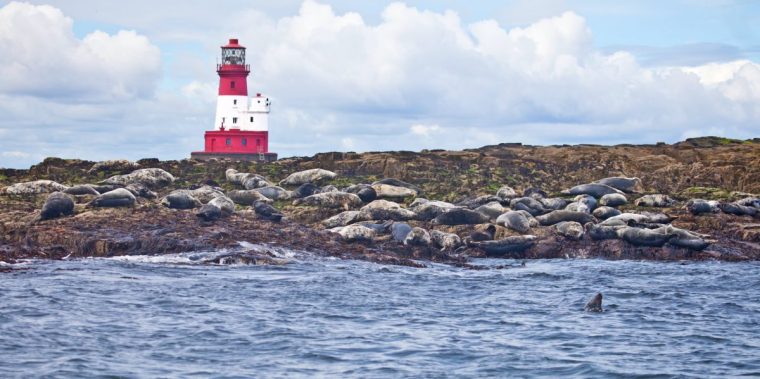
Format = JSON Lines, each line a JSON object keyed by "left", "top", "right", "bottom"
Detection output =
{"left": 232, "top": 117, "right": 237, "bottom": 124}
{"left": 250, "top": 116, "right": 254, "bottom": 122}
{"left": 231, "top": 81, "right": 235, "bottom": 89}
{"left": 233, "top": 99, "right": 237, "bottom": 105}
{"left": 242, "top": 138, "right": 247, "bottom": 146}
{"left": 226, "top": 138, "right": 231, "bottom": 146}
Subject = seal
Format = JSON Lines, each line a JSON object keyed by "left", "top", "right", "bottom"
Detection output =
{"left": 63, "top": 184, "right": 100, "bottom": 196}
{"left": 555, "top": 221, "right": 584, "bottom": 240}
{"left": 39, "top": 192, "right": 75, "bottom": 220}
{"left": 196, "top": 203, "right": 221, "bottom": 221}
{"left": 565, "top": 195, "right": 597, "bottom": 214}
{"left": 225, "top": 169, "right": 272, "bottom": 189}
{"left": 227, "top": 190, "right": 272, "bottom": 206}
{"left": 411, "top": 199, "right": 457, "bottom": 220}
{"left": 585, "top": 223, "right": 622, "bottom": 240}
{"left": 509, "top": 197, "right": 548, "bottom": 216}
{"left": 562, "top": 183, "right": 623, "bottom": 198}
{"left": 473, "top": 235, "right": 536, "bottom": 257}
{"left": 208, "top": 196, "right": 235, "bottom": 215}
{"left": 595, "top": 176, "right": 644, "bottom": 193}
{"left": 433, "top": 208, "right": 489, "bottom": 225}
{"left": 616, "top": 227, "right": 671, "bottom": 247}
{"left": 469, "top": 224, "right": 497, "bottom": 242}
{"left": 592, "top": 206, "right": 621, "bottom": 220}
{"left": 344, "top": 184, "right": 378, "bottom": 203}
{"left": 456, "top": 195, "right": 503, "bottom": 209}
{"left": 475, "top": 202, "right": 508, "bottom": 221}
{"left": 736, "top": 197, "right": 760, "bottom": 208}
{"left": 331, "top": 224, "right": 375, "bottom": 242}
{"left": 254, "top": 186, "right": 292, "bottom": 201}
{"left": 321, "top": 185, "right": 339, "bottom": 193}
{"left": 584, "top": 293, "right": 603, "bottom": 312}
{"left": 372, "top": 178, "right": 422, "bottom": 194}
{"left": 189, "top": 185, "right": 226, "bottom": 203}
{"left": 599, "top": 193, "right": 628, "bottom": 207}
{"left": 279, "top": 168, "right": 337, "bottom": 186}
{"left": 389, "top": 222, "right": 413, "bottom": 243}
{"left": 719, "top": 202, "right": 758, "bottom": 217}
{"left": 431, "top": 230, "right": 462, "bottom": 251}
{"left": 125, "top": 182, "right": 158, "bottom": 199}
{"left": 253, "top": 200, "right": 283, "bottom": 222}
{"left": 161, "top": 191, "right": 202, "bottom": 209}
{"left": 404, "top": 227, "right": 431, "bottom": 246}
{"left": 292, "top": 183, "right": 320, "bottom": 199}
{"left": 101, "top": 168, "right": 175, "bottom": 189}
{"left": 358, "top": 200, "right": 416, "bottom": 221}
{"left": 635, "top": 194, "right": 676, "bottom": 208}
{"left": 654, "top": 225, "right": 709, "bottom": 250}
{"left": 685, "top": 199, "right": 720, "bottom": 215}
{"left": 496, "top": 210, "right": 531, "bottom": 233}
{"left": 88, "top": 159, "right": 141, "bottom": 174}
{"left": 2, "top": 180, "right": 68, "bottom": 195}
{"left": 535, "top": 210, "right": 595, "bottom": 226}
{"left": 495, "top": 185, "right": 518, "bottom": 201}
{"left": 371, "top": 184, "right": 418, "bottom": 199}
{"left": 293, "top": 192, "right": 363, "bottom": 210}
{"left": 523, "top": 187, "right": 547, "bottom": 199}
{"left": 539, "top": 197, "right": 568, "bottom": 211}
{"left": 89, "top": 188, "right": 136, "bottom": 207}
{"left": 322, "top": 211, "right": 362, "bottom": 228}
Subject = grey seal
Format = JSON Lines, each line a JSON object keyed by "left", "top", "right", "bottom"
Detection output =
{"left": 161, "top": 191, "right": 202, "bottom": 209}
{"left": 584, "top": 293, "right": 603, "bottom": 312}
{"left": 473, "top": 235, "right": 536, "bottom": 256}
{"left": 40, "top": 192, "right": 75, "bottom": 220}
{"left": 345, "top": 184, "right": 377, "bottom": 203}
{"left": 599, "top": 193, "right": 628, "bottom": 207}
{"left": 404, "top": 227, "right": 431, "bottom": 246}
{"left": 89, "top": 188, "right": 136, "bottom": 207}
{"left": 595, "top": 177, "right": 644, "bottom": 193}
{"left": 497, "top": 211, "right": 531, "bottom": 233}
{"left": 280, "top": 168, "right": 337, "bottom": 186}
{"left": 536, "top": 210, "right": 596, "bottom": 226}
{"left": 253, "top": 200, "right": 283, "bottom": 222}
{"left": 555, "top": 221, "right": 584, "bottom": 240}
{"left": 433, "top": 208, "right": 489, "bottom": 225}
{"left": 562, "top": 183, "right": 624, "bottom": 198}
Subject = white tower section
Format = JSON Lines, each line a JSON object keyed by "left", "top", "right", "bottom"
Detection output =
{"left": 214, "top": 93, "right": 270, "bottom": 132}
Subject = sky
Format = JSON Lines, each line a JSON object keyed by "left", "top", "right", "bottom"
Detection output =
{"left": 0, "top": 0, "right": 759, "bottom": 168}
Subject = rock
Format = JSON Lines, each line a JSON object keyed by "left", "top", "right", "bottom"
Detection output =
{"left": 125, "top": 182, "right": 157, "bottom": 199}
{"left": 161, "top": 191, "right": 202, "bottom": 209}
{"left": 599, "top": 193, "right": 628, "bottom": 207}
{"left": 253, "top": 200, "right": 283, "bottom": 222}
{"left": 63, "top": 184, "right": 100, "bottom": 196}
{"left": 389, "top": 222, "right": 413, "bottom": 243}
{"left": 686, "top": 199, "right": 720, "bottom": 215}
{"left": 293, "top": 192, "right": 363, "bottom": 210}
{"left": 332, "top": 224, "right": 376, "bottom": 242}
{"left": 88, "top": 160, "right": 140, "bottom": 173}
{"left": 431, "top": 230, "right": 462, "bottom": 251}
{"left": 719, "top": 202, "right": 758, "bottom": 217}
{"left": 495, "top": 186, "right": 518, "bottom": 200}
{"left": 562, "top": 183, "right": 624, "bottom": 198}
{"left": 358, "top": 200, "right": 416, "bottom": 221}
{"left": 475, "top": 201, "right": 508, "bottom": 221}
{"left": 254, "top": 186, "right": 292, "bottom": 201}
{"left": 411, "top": 199, "right": 457, "bottom": 220}
{"left": 433, "top": 208, "right": 489, "bottom": 225}
{"left": 102, "top": 168, "right": 175, "bottom": 189}
{"left": 584, "top": 293, "right": 603, "bottom": 312}
{"left": 536, "top": 210, "right": 596, "bottom": 226}
{"left": 592, "top": 206, "right": 622, "bottom": 220}
{"left": 344, "top": 184, "right": 377, "bottom": 203}
{"left": 39, "top": 192, "right": 75, "bottom": 220}
{"left": 404, "top": 227, "right": 431, "bottom": 246}
{"left": 635, "top": 194, "right": 676, "bottom": 208}
{"left": 2, "top": 180, "right": 67, "bottom": 195}
{"left": 510, "top": 197, "right": 548, "bottom": 216}
{"left": 372, "top": 178, "right": 422, "bottom": 194}
{"left": 371, "top": 183, "right": 418, "bottom": 199}
{"left": 539, "top": 197, "right": 568, "bottom": 210}
{"left": 616, "top": 227, "right": 671, "bottom": 247}
{"left": 322, "top": 211, "right": 362, "bottom": 228}
{"left": 280, "top": 168, "right": 337, "bottom": 186}
{"left": 227, "top": 190, "right": 272, "bottom": 206}
{"left": 473, "top": 236, "right": 536, "bottom": 256}
{"left": 555, "top": 221, "right": 584, "bottom": 240}
{"left": 89, "top": 188, "right": 136, "bottom": 207}
{"left": 595, "top": 177, "right": 644, "bottom": 193}
{"left": 292, "top": 183, "right": 320, "bottom": 199}
{"left": 496, "top": 210, "right": 531, "bottom": 233}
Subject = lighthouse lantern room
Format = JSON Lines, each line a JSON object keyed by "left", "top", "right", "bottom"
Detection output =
{"left": 191, "top": 38, "right": 277, "bottom": 162}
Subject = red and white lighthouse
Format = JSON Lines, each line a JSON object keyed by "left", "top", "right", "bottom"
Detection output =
{"left": 191, "top": 38, "right": 277, "bottom": 162}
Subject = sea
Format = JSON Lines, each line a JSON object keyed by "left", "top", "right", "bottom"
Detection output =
{"left": 1, "top": 248, "right": 759, "bottom": 378}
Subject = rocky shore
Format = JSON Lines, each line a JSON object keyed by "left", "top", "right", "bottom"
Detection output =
{"left": 2, "top": 136, "right": 759, "bottom": 269}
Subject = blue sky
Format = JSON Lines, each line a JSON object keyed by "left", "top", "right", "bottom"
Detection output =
{"left": 1, "top": 0, "right": 759, "bottom": 168}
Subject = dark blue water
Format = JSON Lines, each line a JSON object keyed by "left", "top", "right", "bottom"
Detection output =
{"left": 2, "top": 249, "right": 759, "bottom": 378}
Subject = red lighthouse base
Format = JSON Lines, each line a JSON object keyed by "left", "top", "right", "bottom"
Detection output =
{"left": 191, "top": 129, "right": 278, "bottom": 162}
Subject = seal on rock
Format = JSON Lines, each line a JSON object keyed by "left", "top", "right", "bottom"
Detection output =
{"left": 161, "top": 191, "right": 202, "bottom": 209}
{"left": 584, "top": 293, "right": 603, "bottom": 312}
{"left": 63, "top": 184, "right": 100, "bottom": 196}
{"left": 292, "top": 183, "right": 320, "bottom": 199}
{"left": 2, "top": 180, "right": 67, "bottom": 195}
{"left": 372, "top": 178, "right": 422, "bottom": 194}
{"left": 523, "top": 187, "right": 547, "bottom": 199}
{"left": 358, "top": 200, "right": 416, "bottom": 221}
{"left": 539, "top": 197, "right": 568, "bottom": 211}
{"left": 686, "top": 199, "right": 720, "bottom": 215}
{"left": 227, "top": 190, "right": 272, "bottom": 206}
{"left": 585, "top": 224, "right": 623, "bottom": 240}
{"left": 431, "top": 230, "right": 462, "bottom": 251}
{"left": 371, "top": 183, "right": 418, "bottom": 199}
{"left": 469, "top": 225, "right": 496, "bottom": 242}
{"left": 410, "top": 199, "right": 457, "bottom": 221}
{"left": 510, "top": 197, "right": 548, "bottom": 216}
{"left": 719, "top": 202, "right": 758, "bottom": 217}
{"left": 39, "top": 192, "right": 75, "bottom": 220}
{"left": 495, "top": 186, "right": 518, "bottom": 201}
{"left": 253, "top": 200, "right": 283, "bottom": 222}
{"left": 389, "top": 222, "right": 413, "bottom": 243}
{"left": 616, "top": 227, "right": 671, "bottom": 247}
{"left": 472, "top": 236, "right": 536, "bottom": 256}
{"left": 562, "top": 183, "right": 624, "bottom": 198}
{"left": 475, "top": 202, "right": 508, "bottom": 221}
{"left": 635, "top": 194, "right": 676, "bottom": 208}
{"left": 294, "top": 192, "right": 363, "bottom": 210}
{"left": 89, "top": 188, "right": 136, "bottom": 207}
{"left": 555, "top": 221, "right": 584, "bottom": 240}
{"left": 404, "top": 227, "right": 431, "bottom": 246}
{"left": 279, "top": 168, "right": 337, "bottom": 186}
{"left": 332, "top": 224, "right": 375, "bottom": 242}
{"left": 102, "top": 168, "right": 175, "bottom": 189}
{"left": 599, "top": 193, "right": 627, "bottom": 207}
{"left": 433, "top": 208, "right": 489, "bottom": 225}
{"left": 593, "top": 206, "right": 622, "bottom": 220}
{"left": 225, "top": 169, "right": 271, "bottom": 189}
{"left": 196, "top": 196, "right": 235, "bottom": 221}
{"left": 496, "top": 211, "right": 532, "bottom": 233}
{"left": 654, "top": 225, "right": 709, "bottom": 250}
{"left": 254, "top": 186, "right": 292, "bottom": 201}
{"left": 125, "top": 182, "right": 157, "bottom": 199}
{"left": 322, "top": 211, "right": 362, "bottom": 228}
{"left": 189, "top": 185, "right": 226, "bottom": 203}
{"left": 595, "top": 177, "right": 644, "bottom": 193}
{"left": 344, "top": 184, "right": 377, "bottom": 203}
{"left": 88, "top": 159, "right": 140, "bottom": 174}
{"left": 536, "top": 210, "right": 596, "bottom": 226}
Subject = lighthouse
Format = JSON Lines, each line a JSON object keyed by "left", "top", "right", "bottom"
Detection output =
{"left": 191, "top": 38, "right": 277, "bottom": 162}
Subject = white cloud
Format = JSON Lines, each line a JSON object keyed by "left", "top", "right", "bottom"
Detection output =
{"left": 410, "top": 124, "right": 440, "bottom": 137}
{"left": 1, "top": 151, "right": 31, "bottom": 158}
